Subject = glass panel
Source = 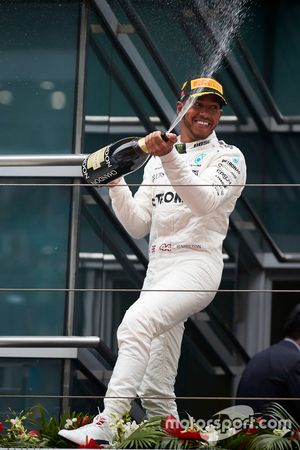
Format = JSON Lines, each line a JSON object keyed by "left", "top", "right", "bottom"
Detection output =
{"left": 0, "top": 358, "right": 62, "bottom": 421}
{"left": 76, "top": 186, "right": 144, "bottom": 352}
{"left": 225, "top": 132, "right": 300, "bottom": 254}
{"left": 273, "top": 3, "right": 300, "bottom": 114}
{"left": 0, "top": 1, "right": 80, "bottom": 154}
{"left": 0, "top": 0, "right": 81, "bottom": 417}
{"left": 0, "top": 181, "right": 72, "bottom": 335}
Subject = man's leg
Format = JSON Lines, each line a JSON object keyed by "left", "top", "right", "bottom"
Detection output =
{"left": 59, "top": 255, "right": 222, "bottom": 444}
{"left": 103, "top": 256, "right": 222, "bottom": 417}
{"left": 137, "top": 323, "right": 185, "bottom": 419}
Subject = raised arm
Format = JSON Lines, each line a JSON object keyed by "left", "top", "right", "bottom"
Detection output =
{"left": 144, "top": 131, "right": 246, "bottom": 216}
{"left": 160, "top": 146, "right": 246, "bottom": 215}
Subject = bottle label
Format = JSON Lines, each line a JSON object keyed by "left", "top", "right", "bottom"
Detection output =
{"left": 87, "top": 146, "right": 112, "bottom": 170}
{"left": 91, "top": 169, "right": 118, "bottom": 184}
{"left": 137, "top": 137, "right": 149, "bottom": 153}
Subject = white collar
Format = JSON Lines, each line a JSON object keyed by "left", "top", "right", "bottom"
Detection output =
{"left": 284, "top": 338, "right": 300, "bottom": 351}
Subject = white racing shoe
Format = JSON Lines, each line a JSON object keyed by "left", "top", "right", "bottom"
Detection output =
{"left": 58, "top": 414, "right": 113, "bottom": 446}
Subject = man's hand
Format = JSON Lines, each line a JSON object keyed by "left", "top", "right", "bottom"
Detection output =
{"left": 144, "top": 131, "right": 177, "bottom": 157}
{"left": 107, "top": 177, "right": 122, "bottom": 187}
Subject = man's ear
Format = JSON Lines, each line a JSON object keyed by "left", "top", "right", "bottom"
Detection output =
{"left": 176, "top": 101, "right": 183, "bottom": 114}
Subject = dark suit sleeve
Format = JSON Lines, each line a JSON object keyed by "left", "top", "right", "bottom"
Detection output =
{"left": 286, "top": 359, "right": 300, "bottom": 419}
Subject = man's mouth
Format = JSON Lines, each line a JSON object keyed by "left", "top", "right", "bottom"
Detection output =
{"left": 194, "top": 119, "right": 209, "bottom": 127}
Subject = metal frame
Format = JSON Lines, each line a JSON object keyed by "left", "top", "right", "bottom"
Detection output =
{"left": 0, "top": 153, "right": 299, "bottom": 266}
{"left": 63, "top": 0, "right": 90, "bottom": 412}
{"left": 86, "top": 186, "right": 149, "bottom": 268}
{"left": 0, "top": 336, "right": 100, "bottom": 359}
{"left": 0, "top": 155, "right": 85, "bottom": 177}
{"left": 236, "top": 37, "right": 300, "bottom": 125}
{"left": 82, "top": 197, "right": 146, "bottom": 286}
{"left": 89, "top": 33, "right": 154, "bottom": 133}
{"left": 84, "top": 114, "right": 244, "bottom": 135}
{"left": 115, "top": 0, "right": 179, "bottom": 97}
{"left": 91, "top": 0, "right": 175, "bottom": 129}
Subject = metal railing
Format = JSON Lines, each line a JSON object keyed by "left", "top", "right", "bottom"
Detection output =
{"left": 0, "top": 153, "right": 298, "bottom": 264}
{"left": 0, "top": 336, "right": 101, "bottom": 359}
{"left": 0, "top": 154, "right": 86, "bottom": 178}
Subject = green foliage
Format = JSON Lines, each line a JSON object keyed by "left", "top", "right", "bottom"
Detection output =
{"left": 262, "top": 402, "right": 300, "bottom": 430}
{"left": 114, "top": 415, "right": 208, "bottom": 449}
{"left": 39, "top": 408, "right": 94, "bottom": 448}
{"left": 247, "top": 434, "right": 300, "bottom": 450}
{"left": 115, "top": 416, "right": 167, "bottom": 448}
{"left": 0, "top": 407, "right": 49, "bottom": 448}
{"left": 0, "top": 405, "right": 94, "bottom": 449}
{"left": 0, "top": 402, "right": 300, "bottom": 449}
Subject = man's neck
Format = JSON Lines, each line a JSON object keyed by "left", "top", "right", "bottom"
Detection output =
{"left": 178, "top": 131, "right": 215, "bottom": 144}
{"left": 180, "top": 131, "right": 215, "bottom": 144}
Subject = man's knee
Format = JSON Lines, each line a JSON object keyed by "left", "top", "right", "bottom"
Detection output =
{"left": 117, "top": 308, "right": 158, "bottom": 345}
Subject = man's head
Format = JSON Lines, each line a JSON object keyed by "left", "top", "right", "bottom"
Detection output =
{"left": 177, "top": 77, "right": 226, "bottom": 142}
{"left": 283, "top": 304, "right": 300, "bottom": 341}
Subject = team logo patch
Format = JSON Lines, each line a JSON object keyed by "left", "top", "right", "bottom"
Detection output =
{"left": 175, "top": 143, "right": 186, "bottom": 154}
{"left": 194, "top": 153, "right": 206, "bottom": 165}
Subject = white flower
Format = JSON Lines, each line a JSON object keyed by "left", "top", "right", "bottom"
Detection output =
{"left": 109, "top": 413, "right": 147, "bottom": 446}
{"left": 204, "top": 424, "right": 219, "bottom": 444}
{"left": 65, "top": 418, "right": 75, "bottom": 429}
{"left": 10, "top": 417, "right": 23, "bottom": 429}
{"left": 123, "top": 420, "right": 139, "bottom": 438}
{"left": 273, "top": 428, "right": 290, "bottom": 437}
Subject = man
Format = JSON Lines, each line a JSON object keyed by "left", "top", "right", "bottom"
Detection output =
{"left": 59, "top": 77, "right": 247, "bottom": 445}
{"left": 236, "top": 304, "right": 300, "bottom": 422}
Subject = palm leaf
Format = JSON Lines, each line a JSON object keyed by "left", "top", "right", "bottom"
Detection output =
{"left": 220, "top": 430, "right": 255, "bottom": 449}
{"left": 262, "top": 402, "right": 300, "bottom": 430}
{"left": 247, "top": 433, "right": 300, "bottom": 450}
{"left": 116, "top": 415, "right": 207, "bottom": 449}
{"left": 160, "top": 437, "right": 183, "bottom": 449}
{"left": 116, "top": 420, "right": 166, "bottom": 448}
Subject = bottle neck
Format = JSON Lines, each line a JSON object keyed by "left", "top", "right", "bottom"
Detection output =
{"left": 137, "top": 137, "right": 148, "bottom": 153}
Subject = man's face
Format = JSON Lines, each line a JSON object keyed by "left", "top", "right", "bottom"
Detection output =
{"left": 177, "top": 94, "right": 222, "bottom": 142}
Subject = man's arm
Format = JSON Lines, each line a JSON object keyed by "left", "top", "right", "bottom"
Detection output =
{"left": 286, "top": 360, "right": 300, "bottom": 420}
{"left": 144, "top": 130, "right": 246, "bottom": 216}
{"left": 108, "top": 160, "right": 153, "bottom": 239}
{"left": 160, "top": 146, "right": 246, "bottom": 216}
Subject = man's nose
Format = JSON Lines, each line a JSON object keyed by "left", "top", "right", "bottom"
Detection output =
{"left": 198, "top": 106, "right": 210, "bottom": 116}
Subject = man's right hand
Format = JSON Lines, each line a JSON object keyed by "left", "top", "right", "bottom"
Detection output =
{"left": 144, "top": 131, "right": 177, "bottom": 157}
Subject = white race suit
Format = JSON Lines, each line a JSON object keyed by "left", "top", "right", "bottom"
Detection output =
{"left": 105, "top": 131, "right": 247, "bottom": 419}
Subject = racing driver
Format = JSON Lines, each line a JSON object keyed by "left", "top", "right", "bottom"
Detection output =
{"left": 59, "top": 76, "right": 247, "bottom": 445}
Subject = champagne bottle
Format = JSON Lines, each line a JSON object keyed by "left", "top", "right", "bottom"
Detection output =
{"left": 82, "top": 136, "right": 149, "bottom": 185}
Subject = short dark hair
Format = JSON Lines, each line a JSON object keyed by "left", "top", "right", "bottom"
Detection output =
{"left": 283, "top": 304, "right": 300, "bottom": 339}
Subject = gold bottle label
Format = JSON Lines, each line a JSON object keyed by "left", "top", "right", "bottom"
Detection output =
{"left": 137, "top": 137, "right": 149, "bottom": 153}
{"left": 87, "top": 146, "right": 109, "bottom": 170}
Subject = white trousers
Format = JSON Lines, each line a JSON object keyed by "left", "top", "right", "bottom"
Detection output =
{"left": 103, "top": 253, "right": 223, "bottom": 418}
